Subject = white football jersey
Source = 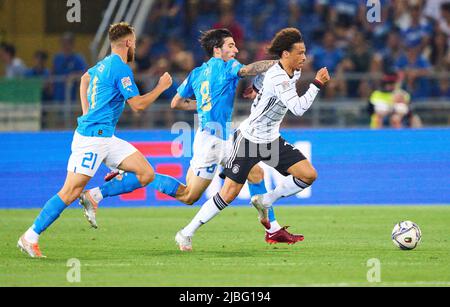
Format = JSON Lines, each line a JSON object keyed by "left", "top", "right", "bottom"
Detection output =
{"left": 240, "top": 63, "right": 321, "bottom": 144}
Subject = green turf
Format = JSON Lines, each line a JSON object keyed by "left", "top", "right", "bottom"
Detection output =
{"left": 1, "top": 206, "right": 449, "bottom": 287}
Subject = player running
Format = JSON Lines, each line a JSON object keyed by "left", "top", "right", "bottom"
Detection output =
{"left": 17, "top": 22, "right": 173, "bottom": 258}
{"left": 81, "top": 29, "right": 303, "bottom": 248}
{"left": 175, "top": 28, "right": 330, "bottom": 251}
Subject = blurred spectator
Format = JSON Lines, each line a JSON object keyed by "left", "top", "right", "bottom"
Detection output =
{"left": 167, "top": 38, "right": 195, "bottom": 74}
{"left": 52, "top": 32, "right": 87, "bottom": 103}
{"left": 328, "top": 0, "right": 365, "bottom": 26}
{"left": 373, "top": 30, "right": 404, "bottom": 75}
{"left": 309, "top": 31, "right": 344, "bottom": 98}
{"left": 213, "top": 11, "right": 244, "bottom": 47}
{"left": 400, "top": 2, "right": 433, "bottom": 51}
{"left": 134, "top": 36, "right": 154, "bottom": 73}
{"left": 395, "top": 45, "right": 432, "bottom": 99}
{"left": 288, "top": 0, "right": 325, "bottom": 44}
{"left": 369, "top": 73, "right": 422, "bottom": 129}
{"left": 438, "top": 2, "right": 450, "bottom": 40}
{"left": 338, "top": 31, "right": 373, "bottom": 98}
{"left": 430, "top": 30, "right": 449, "bottom": 68}
{"left": 25, "top": 50, "right": 52, "bottom": 102}
{"left": 252, "top": 0, "right": 289, "bottom": 42}
{"left": 310, "top": 31, "right": 344, "bottom": 73}
{"left": 145, "top": 0, "right": 185, "bottom": 40}
{"left": 424, "top": 0, "right": 450, "bottom": 21}
{"left": 0, "top": 43, "right": 27, "bottom": 79}
{"left": 26, "top": 51, "right": 50, "bottom": 78}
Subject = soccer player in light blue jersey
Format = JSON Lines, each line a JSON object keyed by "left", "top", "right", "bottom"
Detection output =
{"left": 17, "top": 23, "right": 173, "bottom": 258}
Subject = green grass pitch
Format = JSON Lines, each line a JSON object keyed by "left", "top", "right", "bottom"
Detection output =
{"left": 1, "top": 206, "right": 449, "bottom": 287}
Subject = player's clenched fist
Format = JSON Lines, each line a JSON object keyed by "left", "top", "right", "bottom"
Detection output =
{"left": 315, "top": 67, "right": 330, "bottom": 85}
{"left": 158, "top": 72, "right": 173, "bottom": 91}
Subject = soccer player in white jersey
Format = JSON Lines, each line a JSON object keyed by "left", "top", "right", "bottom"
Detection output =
{"left": 175, "top": 28, "right": 330, "bottom": 250}
{"left": 17, "top": 23, "right": 172, "bottom": 258}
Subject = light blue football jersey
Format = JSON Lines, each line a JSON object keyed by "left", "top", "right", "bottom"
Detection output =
{"left": 177, "top": 57, "right": 243, "bottom": 140}
{"left": 77, "top": 54, "right": 140, "bottom": 137}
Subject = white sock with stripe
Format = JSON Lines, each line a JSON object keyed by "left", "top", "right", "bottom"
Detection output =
{"left": 181, "top": 193, "right": 228, "bottom": 237}
{"left": 264, "top": 175, "right": 310, "bottom": 205}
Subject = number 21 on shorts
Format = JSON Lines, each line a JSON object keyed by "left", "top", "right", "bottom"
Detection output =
{"left": 81, "top": 152, "right": 98, "bottom": 170}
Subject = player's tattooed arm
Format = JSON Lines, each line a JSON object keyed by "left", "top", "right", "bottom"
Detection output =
{"left": 238, "top": 60, "right": 278, "bottom": 77}
{"left": 80, "top": 72, "right": 91, "bottom": 115}
{"left": 171, "top": 94, "right": 197, "bottom": 111}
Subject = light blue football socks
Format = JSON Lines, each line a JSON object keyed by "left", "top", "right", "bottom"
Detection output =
{"left": 32, "top": 194, "right": 68, "bottom": 235}
{"left": 148, "top": 173, "right": 182, "bottom": 198}
{"left": 100, "top": 172, "right": 143, "bottom": 197}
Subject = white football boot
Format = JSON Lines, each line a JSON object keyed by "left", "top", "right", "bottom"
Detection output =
{"left": 17, "top": 235, "right": 46, "bottom": 258}
{"left": 175, "top": 230, "right": 193, "bottom": 252}
{"left": 79, "top": 191, "right": 98, "bottom": 229}
{"left": 250, "top": 194, "right": 272, "bottom": 230}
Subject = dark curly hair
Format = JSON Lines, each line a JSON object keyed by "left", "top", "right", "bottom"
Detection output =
{"left": 268, "top": 28, "right": 304, "bottom": 58}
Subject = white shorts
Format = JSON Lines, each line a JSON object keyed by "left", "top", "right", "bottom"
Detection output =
{"left": 67, "top": 132, "right": 137, "bottom": 177}
{"left": 190, "top": 129, "right": 233, "bottom": 180}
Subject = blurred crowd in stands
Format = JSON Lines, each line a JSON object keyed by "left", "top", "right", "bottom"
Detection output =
{"left": 1, "top": 0, "right": 450, "bottom": 105}
{"left": 140, "top": 0, "right": 450, "bottom": 101}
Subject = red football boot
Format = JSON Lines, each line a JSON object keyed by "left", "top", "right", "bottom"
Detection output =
{"left": 265, "top": 226, "right": 304, "bottom": 245}
{"left": 104, "top": 170, "right": 121, "bottom": 182}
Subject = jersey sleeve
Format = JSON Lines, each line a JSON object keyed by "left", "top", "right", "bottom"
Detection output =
{"left": 226, "top": 58, "right": 244, "bottom": 80}
{"left": 177, "top": 71, "right": 195, "bottom": 99}
{"left": 252, "top": 73, "right": 265, "bottom": 92}
{"left": 114, "top": 64, "right": 140, "bottom": 101}
{"left": 273, "top": 75, "right": 321, "bottom": 117}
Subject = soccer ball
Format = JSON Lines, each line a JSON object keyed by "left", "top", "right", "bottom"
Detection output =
{"left": 392, "top": 221, "right": 422, "bottom": 250}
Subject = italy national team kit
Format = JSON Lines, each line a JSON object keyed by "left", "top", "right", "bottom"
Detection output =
{"left": 176, "top": 57, "right": 244, "bottom": 180}
{"left": 69, "top": 54, "right": 140, "bottom": 177}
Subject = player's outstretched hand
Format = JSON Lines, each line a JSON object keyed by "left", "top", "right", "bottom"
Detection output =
{"left": 315, "top": 67, "right": 330, "bottom": 85}
{"left": 158, "top": 72, "right": 173, "bottom": 91}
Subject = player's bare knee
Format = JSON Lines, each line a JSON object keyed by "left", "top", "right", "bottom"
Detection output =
{"left": 185, "top": 194, "right": 201, "bottom": 206}
{"left": 297, "top": 168, "right": 318, "bottom": 185}
{"left": 247, "top": 166, "right": 264, "bottom": 184}
{"left": 59, "top": 187, "right": 82, "bottom": 204}
{"left": 219, "top": 185, "right": 240, "bottom": 204}
{"left": 138, "top": 169, "right": 155, "bottom": 186}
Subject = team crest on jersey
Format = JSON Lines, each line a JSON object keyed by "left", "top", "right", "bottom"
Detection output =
{"left": 281, "top": 81, "right": 290, "bottom": 91}
{"left": 121, "top": 76, "right": 132, "bottom": 89}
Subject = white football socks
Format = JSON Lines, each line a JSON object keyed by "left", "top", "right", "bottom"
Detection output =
{"left": 89, "top": 187, "right": 103, "bottom": 203}
{"left": 24, "top": 227, "right": 39, "bottom": 244}
{"left": 182, "top": 193, "right": 228, "bottom": 237}
{"left": 267, "top": 220, "right": 282, "bottom": 234}
{"left": 264, "top": 175, "right": 310, "bottom": 205}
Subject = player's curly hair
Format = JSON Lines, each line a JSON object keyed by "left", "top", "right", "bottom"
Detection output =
{"left": 199, "top": 28, "right": 233, "bottom": 57}
{"left": 109, "top": 22, "right": 135, "bottom": 43}
{"left": 268, "top": 28, "right": 304, "bottom": 58}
